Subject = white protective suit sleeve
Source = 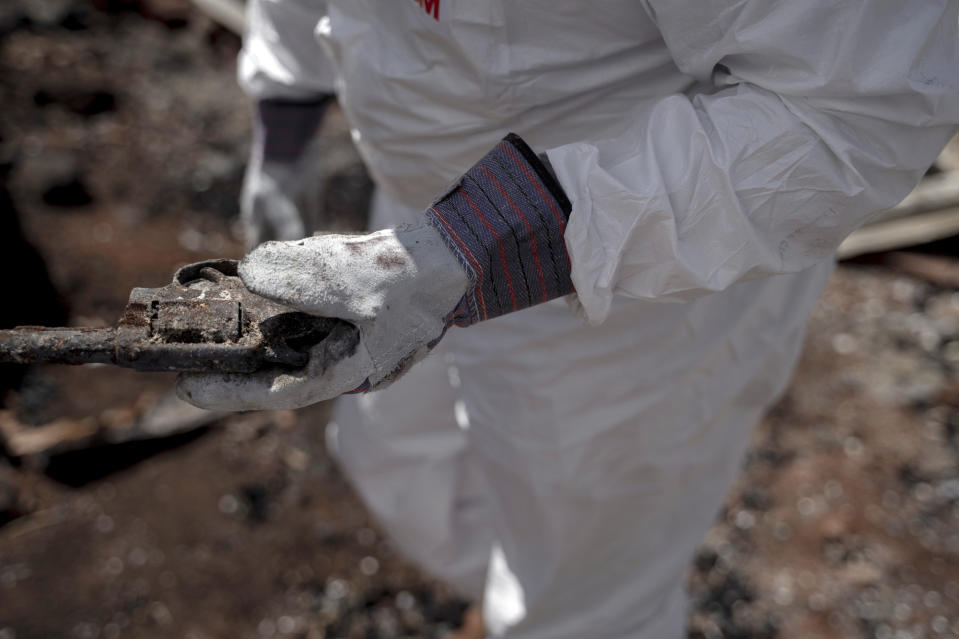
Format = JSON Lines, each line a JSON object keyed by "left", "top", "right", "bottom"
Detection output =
{"left": 548, "top": 0, "right": 959, "bottom": 324}
{"left": 238, "top": 0, "right": 335, "bottom": 100}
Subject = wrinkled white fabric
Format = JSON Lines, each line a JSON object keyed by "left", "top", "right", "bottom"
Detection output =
{"left": 238, "top": 0, "right": 334, "bottom": 100}
{"left": 240, "top": 1, "right": 959, "bottom": 637}
{"left": 177, "top": 224, "right": 469, "bottom": 410}
{"left": 551, "top": 2, "right": 959, "bottom": 322}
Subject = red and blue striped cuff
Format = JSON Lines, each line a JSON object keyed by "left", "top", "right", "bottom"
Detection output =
{"left": 426, "top": 134, "right": 573, "bottom": 327}
{"left": 255, "top": 96, "right": 334, "bottom": 164}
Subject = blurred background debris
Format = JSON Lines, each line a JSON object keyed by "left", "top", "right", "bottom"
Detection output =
{"left": 0, "top": 1, "right": 957, "bottom": 638}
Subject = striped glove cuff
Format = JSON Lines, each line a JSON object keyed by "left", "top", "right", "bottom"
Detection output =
{"left": 426, "top": 134, "right": 573, "bottom": 326}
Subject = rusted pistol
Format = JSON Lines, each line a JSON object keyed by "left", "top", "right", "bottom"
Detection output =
{"left": 0, "top": 259, "right": 348, "bottom": 373}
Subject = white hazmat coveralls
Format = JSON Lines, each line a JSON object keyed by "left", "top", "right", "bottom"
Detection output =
{"left": 240, "top": 1, "right": 959, "bottom": 637}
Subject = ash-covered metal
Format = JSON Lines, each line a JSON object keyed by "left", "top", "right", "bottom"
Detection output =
{"left": 0, "top": 260, "right": 350, "bottom": 373}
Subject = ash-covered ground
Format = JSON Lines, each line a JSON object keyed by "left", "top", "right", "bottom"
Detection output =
{"left": 0, "top": 2, "right": 958, "bottom": 638}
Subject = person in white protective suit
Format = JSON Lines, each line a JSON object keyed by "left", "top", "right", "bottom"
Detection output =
{"left": 179, "top": 1, "right": 959, "bottom": 637}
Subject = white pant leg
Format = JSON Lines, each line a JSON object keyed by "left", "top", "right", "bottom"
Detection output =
{"left": 451, "top": 264, "right": 833, "bottom": 639}
{"left": 330, "top": 186, "right": 832, "bottom": 637}
{"left": 329, "top": 343, "right": 492, "bottom": 599}
{"left": 327, "top": 187, "right": 492, "bottom": 599}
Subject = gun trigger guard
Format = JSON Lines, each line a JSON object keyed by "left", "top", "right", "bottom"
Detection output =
{"left": 173, "top": 259, "right": 240, "bottom": 286}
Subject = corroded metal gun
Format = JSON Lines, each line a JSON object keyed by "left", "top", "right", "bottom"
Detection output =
{"left": 0, "top": 260, "right": 343, "bottom": 373}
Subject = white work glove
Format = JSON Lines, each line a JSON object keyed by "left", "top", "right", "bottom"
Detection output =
{"left": 241, "top": 97, "right": 332, "bottom": 249}
{"left": 179, "top": 134, "right": 573, "bottom": 411}
{"left": 177, "top": 223, "right": 469, "bottom": 410}
{"left": 241, "top": 159, "right": 309, "bottom": 249}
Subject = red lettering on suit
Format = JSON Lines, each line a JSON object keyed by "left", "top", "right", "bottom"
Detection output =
{"left": 412, "top": 0, "right": 440, "bottom": 20}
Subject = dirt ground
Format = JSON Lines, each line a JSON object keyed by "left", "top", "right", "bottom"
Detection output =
{"left": 0, "top": 2, "right": 958, "bottom": 638}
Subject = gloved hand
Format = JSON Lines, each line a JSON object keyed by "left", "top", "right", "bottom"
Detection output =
{"left": 178, "top": 134, "right": 572, "bottom": 410}
{"left": 177, "top": 223, "right": 469, "bottom": 410}
{"left": 241, "top": 97, "right": 333, "bottom": 249}
{"left": 241, "top": 159, "right": 308, "bottom": 249}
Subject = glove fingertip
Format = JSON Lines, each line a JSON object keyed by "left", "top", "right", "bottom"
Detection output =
{"left": 175, "top": 374, "right": 245, "bottom": 412}
{"left": 239, "top": 241, "right": 301, "bottom": 297}
{"left": 175, "top": 374, "right": 209, "bottom": 409}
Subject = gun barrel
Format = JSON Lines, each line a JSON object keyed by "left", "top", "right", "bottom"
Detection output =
{"left": 0, "top": 327, "right": 116, "bottom": 366}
